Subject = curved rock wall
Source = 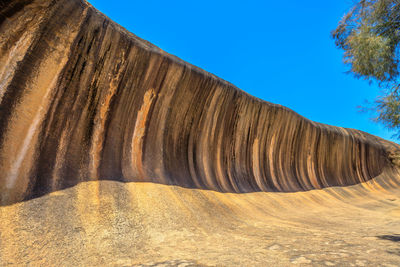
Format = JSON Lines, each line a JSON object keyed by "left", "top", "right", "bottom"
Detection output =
{"left": 0, "top": 0, "right": 399, "bottom": 205}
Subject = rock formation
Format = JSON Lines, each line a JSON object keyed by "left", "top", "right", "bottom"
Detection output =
{"left": 2, "top": 0, "right": 400, "bottom": 266}
{"left": 1, "top": 0, "right": 400, "bottom": 206}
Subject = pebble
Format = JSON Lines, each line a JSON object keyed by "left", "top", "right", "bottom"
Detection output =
{"left": 268, "top": 244, "right": 281, "bottom": 250}
{"left": 291, "top": 256, "right": 312, "bottom": 264}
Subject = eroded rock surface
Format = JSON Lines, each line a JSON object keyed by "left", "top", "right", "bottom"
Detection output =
{"left": 0, "top": 0, "right": 399, "bottom": 205}
{"left": 1, "top": 0, "right": 400, "bottom": 266}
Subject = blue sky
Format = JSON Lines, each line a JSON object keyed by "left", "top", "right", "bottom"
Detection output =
{"left": 89, "top": 0, "right": 397, "bottom": 142}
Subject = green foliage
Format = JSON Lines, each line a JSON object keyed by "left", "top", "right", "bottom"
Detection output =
{"left": 375, "top": 87, "right": 400, "bottom": 131}
{"left": 332, "top": 0, "right": 400, "bottom": 137}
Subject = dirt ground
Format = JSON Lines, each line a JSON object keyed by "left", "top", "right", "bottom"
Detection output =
{"left": 0, "top": 176, "right": 399, "bottom": 266}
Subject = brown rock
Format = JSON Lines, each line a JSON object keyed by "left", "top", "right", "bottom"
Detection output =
{"left": 1, "top": 0, "right": 399, "bottom": 205}
{"left": 0, "top": 1, "right": 400, "bottom": 266}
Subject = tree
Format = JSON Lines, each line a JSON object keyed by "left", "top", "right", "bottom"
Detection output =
{"left": 332, "top": 0, "right": 400, "bottom": 138}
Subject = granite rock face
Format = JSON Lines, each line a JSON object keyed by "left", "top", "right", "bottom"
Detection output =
{"left": 2, "top": 1, "right": 400, "bottom": 266}
{"left": 0, "top": 0, "right": 399, "bottom": 206}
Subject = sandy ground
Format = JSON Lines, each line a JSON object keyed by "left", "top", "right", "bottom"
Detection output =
{"left": 0, "top": 177, "right": 399, "bottom": 266}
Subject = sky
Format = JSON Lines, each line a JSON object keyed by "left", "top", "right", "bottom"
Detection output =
{"left": 88, "top": 0, "right": 397, "bottom": 142}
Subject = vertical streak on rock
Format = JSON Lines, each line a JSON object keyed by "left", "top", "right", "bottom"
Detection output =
{"left": 0, "top": 0, "right": 89, "bottom": 204}
{"left": 88, "top": 43, "right": 128, "bottom": 180}
{"left": 268, "top": 134, "right": 283, "bottom": 192}
{"left": 143, "top": 62, "right": 183, "bottom": 184}
{"left": 316, "top": 125, "right": 329, "bottom": 188}
{"left": 0, "top": 0, "right": 45, "bottom": 104}
{"left": 252, "top": 138, "right": 267, "bottom": 191}
{"left": 213, "top": 86, "right": 235, "bottom": 192}
{"left": 0, "top": 30, "right": 34, "bottom": 103}
{"left": 120, "top": 53, "right": 165, "bottom": 182}
{"left": 195, "top": 84, "right": 221, "bottom": 191}
{"left": 130, "top": 89, "right": 155, "bottom": 181}
{"left": 206, "top": 87, "right": 230, "bottom": 191}
{"left": 5, "top": 74, "right": 58, "bottom": 189}
{"left": 221, "top": 90, "right": 241, "bottom": 193}
{"left": 306, "top": 124, "right": 322, "bottom": 190}
{"left": 40, "top": 5, "right": 93, "bottom": 192}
